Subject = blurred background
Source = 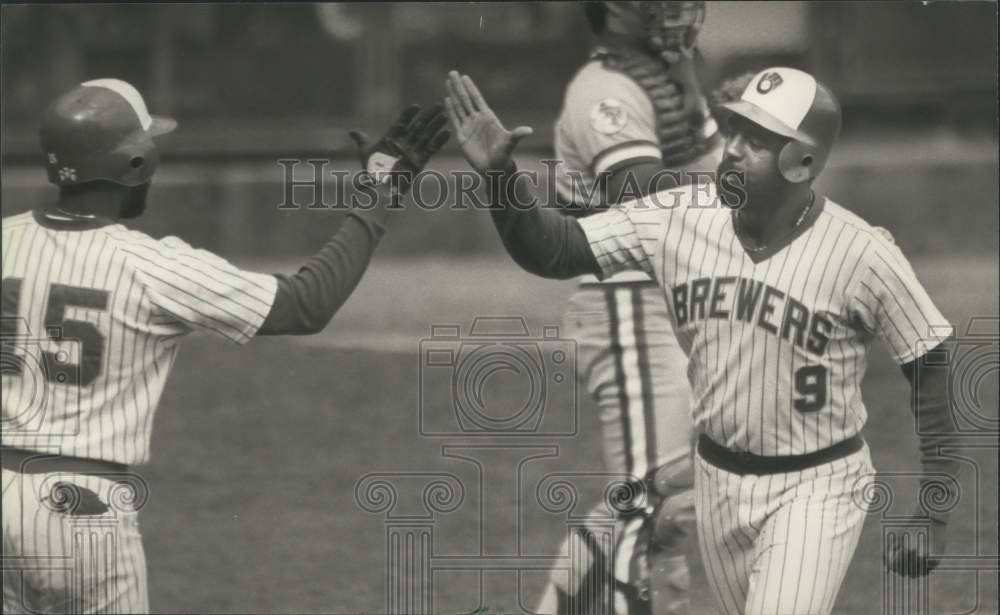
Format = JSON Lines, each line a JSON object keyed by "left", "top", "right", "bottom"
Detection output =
{"left": 1, "top": 2, "right": 997, "bottom": 258}
{"left": 1, "top": 3, "right": 997, "bottom": 614}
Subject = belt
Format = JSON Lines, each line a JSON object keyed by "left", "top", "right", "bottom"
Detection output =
{"left": 578, "top": 280, "right": 659, "bottom": 288}
{"left": 0, "top": 446, "right": 129, "bottom": 477}
{"left": 696, "top": 434, "right": 864, "bottom": 476}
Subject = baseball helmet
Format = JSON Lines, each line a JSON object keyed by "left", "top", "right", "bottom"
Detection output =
{"left": 720, "top": 67, "right": 841, "bottom": 183}
{"left": 39, "top": 78, "right": 176, "bottom": 187}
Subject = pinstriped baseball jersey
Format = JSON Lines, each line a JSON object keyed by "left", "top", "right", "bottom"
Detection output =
{"left": 578, "top": 182, "right": 952, "bottom": 456}
{"left": 2, "top": 211, "right": 277, "bottom": 465}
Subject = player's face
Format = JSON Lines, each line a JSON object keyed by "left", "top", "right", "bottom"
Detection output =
{"left": 718, "top": 114, "right": 787, "bottom": 203}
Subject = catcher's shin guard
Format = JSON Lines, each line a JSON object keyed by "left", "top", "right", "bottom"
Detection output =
{"left": 535, "top": 462, "right": 695, "bottom": 615}
{"left": 536, "top": 526, "right": 616, "bottom": 615}
{"left": 643, "top": 456, "right": 696, "bottom": 615}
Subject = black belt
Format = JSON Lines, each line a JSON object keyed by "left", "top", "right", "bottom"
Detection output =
{"left": 1, "top": 446, "right": 129, "bottom": 477}
{"left": 697, "top": 434, "right": 864, "bottom": 476}
{"left": 578, "top": 280, "right": 659, "bottom": 288}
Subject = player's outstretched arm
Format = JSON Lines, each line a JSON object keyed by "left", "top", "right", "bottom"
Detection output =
{"left": 444, "top": 71, "right": 601, "bottom": 280}
{"left": 855, "top": 238, "right": 962, "bottom": 578}
{"left": 883, "top": 341, "right": 961, "bottom": 577}
{"left": 258, "top": 105, "right": 450, "bottom": 335}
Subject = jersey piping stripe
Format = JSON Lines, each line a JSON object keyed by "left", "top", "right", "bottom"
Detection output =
{"left": 615, "top": 287, "right": 649, "bottom": 480}
{"left": 605, "top": 288, "right": 635, "bottom": 477}
{"left": 594, "top": 142, "right": 663, "bottom": 176}
{"left": 630, "top": 286, "right": 658, "bottom": 474}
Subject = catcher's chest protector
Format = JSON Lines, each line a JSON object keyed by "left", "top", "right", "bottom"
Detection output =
{"left": 592, "top": 47, "right": 714, "bottom": 166}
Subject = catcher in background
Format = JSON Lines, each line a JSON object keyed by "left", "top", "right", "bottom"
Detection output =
{"left": 537, "top": 3, "right": 721, "bottom": 614}
{"left": 445, "top": 64, "right": 961, "bottom": 615}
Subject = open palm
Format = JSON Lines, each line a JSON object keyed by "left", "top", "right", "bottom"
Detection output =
{"left": 444, "top": 71, "right": 533, "bottom": 174}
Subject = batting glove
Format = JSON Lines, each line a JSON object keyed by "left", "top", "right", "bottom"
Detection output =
{"left": 349, "top": 104, "right": 450, "bottom": 193}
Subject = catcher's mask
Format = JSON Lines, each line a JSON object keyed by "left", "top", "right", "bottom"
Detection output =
{"left": 720, "top": 67, "right": 842, "bottom": 183}
{"left": 599, "top": 1, "right": 706, "bottom": 60}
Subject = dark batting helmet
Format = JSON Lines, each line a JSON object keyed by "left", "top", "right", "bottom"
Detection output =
{"left": 39, "top": 79, "right": 177, "bottom": 187}
{"left": 720, "top": 67, "right": 841, "bottom": 183}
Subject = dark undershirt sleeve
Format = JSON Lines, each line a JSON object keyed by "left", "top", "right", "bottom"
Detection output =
{"left": 900, "top": 334, "right": 963, "bottom": 524}
{"left": 257, "top": 184, "right": 394, "bottom": 335}
{"left": 486, "top": 163, "right": 601, "bottom": 279}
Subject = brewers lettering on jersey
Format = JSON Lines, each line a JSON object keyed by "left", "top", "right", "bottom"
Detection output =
{"left": 580, "top": 182, "right": 944, "bottom": 455}
{"left": 446, "top": 68, "right": 961, "bottom": 615}
{"left": 1, "top": 78, "right": 449, "bottom": 614}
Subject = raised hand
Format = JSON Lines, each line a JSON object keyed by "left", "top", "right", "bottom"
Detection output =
{"left": 444, "top": 71, "right": 533, "bottom": 174}
{"left": 349, "top": 104, "right": 450, "bottom": 190}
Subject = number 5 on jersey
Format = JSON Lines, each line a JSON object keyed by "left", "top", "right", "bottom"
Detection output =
{"left": 1, "top": 277, "right": 109, "bottom": 387}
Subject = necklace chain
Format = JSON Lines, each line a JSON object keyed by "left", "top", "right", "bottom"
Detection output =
{"left": 737, "top": 192, "right": 815, "bottom": 253}
{"left": 44, "top": 207, "right": 98, "bottom": 221}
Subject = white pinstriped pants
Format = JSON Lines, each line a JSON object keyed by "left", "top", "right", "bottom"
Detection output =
{"left": 1, "top": 469, "right": 149, "bottom": 614}
{"left": 694, "top": 444, "right": 874, "bottom": 615}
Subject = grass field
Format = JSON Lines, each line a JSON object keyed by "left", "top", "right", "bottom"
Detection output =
{"left": 138, "top": 253, "right": 998, "bottom": 614}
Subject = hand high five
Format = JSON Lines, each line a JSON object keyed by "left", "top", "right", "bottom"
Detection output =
{"left": 349, "top": 104, "right": 450, "bottom": 189}
{"left": 444, "top": 71, "right": 533, "bottom": 174}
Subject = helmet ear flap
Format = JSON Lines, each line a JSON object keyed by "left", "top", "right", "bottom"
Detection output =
{"left": 110, "top": 136, "right": 159, "bottom": 186}
{"left": 778, "top": 140, "right": 816, "bottom": 183}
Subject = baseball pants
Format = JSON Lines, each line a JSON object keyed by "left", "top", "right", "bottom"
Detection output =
{"left": 534, "top": 461, "right": 695, "bottom": 615}
{"left": 534, "top": 282, "right": 694, "bottom": 614}
{"left": 2, "top": 468, "right": 148, "bottom": 614}
{"left": 564, "top": 281, "right": 693, "bottom": 489}
{"left": 694, "top": 441, "right": 874, "bottom": 615}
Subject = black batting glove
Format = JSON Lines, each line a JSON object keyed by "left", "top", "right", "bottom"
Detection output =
{"left": 349, "top": 104, "right": 450, "bottom": 194}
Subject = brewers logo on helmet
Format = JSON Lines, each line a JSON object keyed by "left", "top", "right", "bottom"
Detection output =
{"left": 720, "top": 67, "right": 842, "bottom": 183}
{"left": 39, "top": 78, "right": 176, "bottom": 187}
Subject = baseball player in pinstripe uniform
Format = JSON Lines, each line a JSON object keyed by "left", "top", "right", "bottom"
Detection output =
{"left": 445, "top": 68, "right": 961, "bottom": 614}
{"left": 1, "top": 79, "right": 449, "bottom": 613}
{"left": 537, "top": 3, "right": 719, "bottom": 614}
